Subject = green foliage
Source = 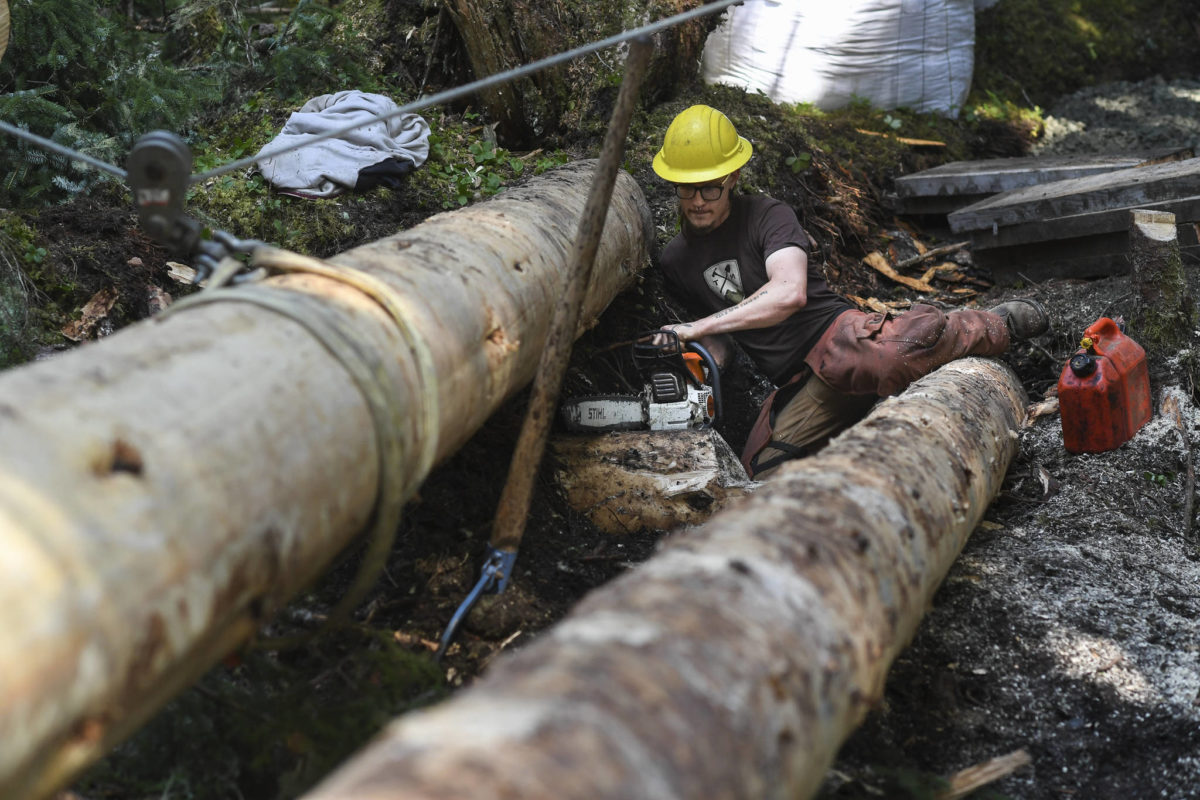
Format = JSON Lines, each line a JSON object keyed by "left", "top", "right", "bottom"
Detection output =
{"left": 419, "top": 118, "right": 550, "bottom": 209}
{"left": 266, "top": 1, "right": 384, "bottom": 100}
{"left": 170, "top": 0, "right": 390, "bottom": 104}
{"left": 190, "top": 170, "right": 360, "bottom": 255}
{"left": 3, "top": 0, "right": 119, "bottom": 91}
{"left": 0, "top": 0, "right": 215, "bottom": 205}
{"left": 533, "top": 151, "right": 571, "bottom": 175}
{"left": 963, "top": 89, "right": 1043, "bottom": 129}
{"left": 0, "top": 214, "right": 42, "bottom": 369}
{"left": 785, "top": 153, "right": 812, "bottom": 174}
{"left": 1144, "top": 470, "right": 1177, "bottom": 488}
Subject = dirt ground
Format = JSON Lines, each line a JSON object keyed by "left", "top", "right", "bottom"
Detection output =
{"left": 45, "top": 76, "right": 1200, "bottom": 799}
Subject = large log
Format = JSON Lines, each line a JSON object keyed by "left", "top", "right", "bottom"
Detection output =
{"left": 301, "top": 357, "right": 1027, "bottom": 800}
{"left": 0, "top": 161, "right": 652, "bottom": 799}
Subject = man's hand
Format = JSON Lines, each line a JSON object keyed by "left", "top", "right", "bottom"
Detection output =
{"left": 655, "top": 322, "right": 697, "bottom": 344}
{"left": 647, "top": 327, "right": 732, "bottom": 370}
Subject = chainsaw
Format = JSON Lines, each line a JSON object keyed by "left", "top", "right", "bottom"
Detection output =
{"left": 561, "top": 330, "right": 722, "bottom": 432}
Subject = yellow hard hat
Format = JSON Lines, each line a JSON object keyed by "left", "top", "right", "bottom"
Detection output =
{"left": 652, "top": 105, "right": 753, "bottom": 184}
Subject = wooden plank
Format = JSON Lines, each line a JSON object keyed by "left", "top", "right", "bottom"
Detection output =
{"left": 892, "top": 193, "right": 992, "bottom": 216}
{"left": 896, "top": 150, "right": 1191, "bottom": 201}
{"left": 855, "top": 129, "right": 946, "bottom": 147}
{"left": 966, "top": 195, "right": 1200, "bottom": 250}
{"left": 978, "top": 225, "right": 1200, "bottom": 285}
{"left": 948, "top": 156, "right": 1200, "bottom": 233}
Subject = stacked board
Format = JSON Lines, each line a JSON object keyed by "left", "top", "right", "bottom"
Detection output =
{"left": 946, "top": 155, "right": 1200, "bottom": 284}
{"left": 893, "top": 151, "right": 1191, "bottom": 217}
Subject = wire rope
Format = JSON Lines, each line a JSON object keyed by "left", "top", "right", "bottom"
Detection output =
{"left": 0, "top": 1, "right": 740, "bottom": 185}
{"left": 193, "top": 0, "right": 741, "bottom": 182}
{"left": 0, "top": 119, "right": 128, "bottom": 180}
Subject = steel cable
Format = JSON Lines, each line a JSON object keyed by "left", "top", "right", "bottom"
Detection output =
{"left": 0, "top": 0, "right": 742, "bottom": 187}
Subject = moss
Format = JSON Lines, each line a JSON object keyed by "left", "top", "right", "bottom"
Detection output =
{"left": 974, "top": 0, "right": 1200, "bottom": 109}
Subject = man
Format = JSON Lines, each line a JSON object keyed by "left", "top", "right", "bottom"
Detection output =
{"left": 651, "top": 105, "right": 1048, "bottom": 478}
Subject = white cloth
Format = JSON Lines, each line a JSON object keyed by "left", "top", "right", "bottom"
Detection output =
{"left": 255, "top": 90, "right": 430, "bottom": 197}
{"left": 701, "top": 1, "right": 975, "bottom": 116}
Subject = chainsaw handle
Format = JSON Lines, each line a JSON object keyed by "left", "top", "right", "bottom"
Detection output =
{"left": 686, "top": 341, "right": 722, "bottom": 427}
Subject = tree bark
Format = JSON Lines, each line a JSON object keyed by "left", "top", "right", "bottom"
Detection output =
{"left": 442, "top": 0, "right": 715, "bottom": 146}
{"left": 0, "top": 161, "right": 651, "bottom": 800}
{"left": 0, "top": 1, "right": 9, "bottom": 63}
{"left": 300, "top": 358, "right": 1027, "bottom": 800}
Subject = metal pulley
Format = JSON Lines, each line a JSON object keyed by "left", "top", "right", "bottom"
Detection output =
{"left": 127, "top": 130, "right": 201, "bottom": 253}
{"left": 127, "top": 130, "right": 264, "bottom": 285}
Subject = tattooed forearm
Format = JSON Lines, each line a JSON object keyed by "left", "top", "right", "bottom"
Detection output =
{"left": 712, "top": 289, "right": 768, "bottom": 320}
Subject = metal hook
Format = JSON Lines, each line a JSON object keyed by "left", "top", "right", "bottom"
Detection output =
{"left": 434, "top": 546, "right": 518, "bottom": 662}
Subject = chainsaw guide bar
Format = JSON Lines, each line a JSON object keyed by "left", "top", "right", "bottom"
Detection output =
{"left": 559, "top": 394, "right": 646, "bottom": 433}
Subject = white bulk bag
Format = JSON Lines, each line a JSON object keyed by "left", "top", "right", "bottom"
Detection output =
{"left": 701, "top": 0, "right": 975, "bottom": 116}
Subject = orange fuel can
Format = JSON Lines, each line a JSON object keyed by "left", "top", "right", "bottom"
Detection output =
{"left": 1057, "top": 317, "right": 1151, "bottom": 453}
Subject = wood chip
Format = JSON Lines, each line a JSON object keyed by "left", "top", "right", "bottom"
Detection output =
{"left": 1026, "top": 396, "right": 1060, "bottom": 422}
{"left": 930, "top": 262, "right": 965, "bottom": 283}
{"left": 894, "top": 241, "right": 970, "bottom": 270}
{"left": 393, "top": 630, "right": 440, "bottom": 652}
{"left": 847, "top": 295, "right": 911, "bottom": 315}
{"left": 60, "top": 287, "right": 118, "bottom": 341}
{"left": 147, "top": 285, "right": 173, "bottom": 315}
{"left": 862, "top": 251, "right": 937, "bottom": 293}
{"left": 855, "top": 128, "right": 946, "bottom": 147}
{"left": 937, "top": 749, "right": 1031, "bottom": 800}
{"left": 1160, "top": 388, "right": 1195, "bottom": 539}
{"left": 1036, "top": 465, "right": 1061, "bottom": 500}
{"left": 166, "top": 261, "right": 199, "bottom": 285}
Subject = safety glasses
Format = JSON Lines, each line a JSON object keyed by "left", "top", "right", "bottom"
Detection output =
{"left": 675, "top": 175, "right": 732, "bottom": 201}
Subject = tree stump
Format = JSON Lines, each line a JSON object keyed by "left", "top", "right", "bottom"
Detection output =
{"left": 1128, "top": 208, "right": 1196, "bottom": 381}
{"left": 551, "top": 428, "right": 756, "bottom": 534}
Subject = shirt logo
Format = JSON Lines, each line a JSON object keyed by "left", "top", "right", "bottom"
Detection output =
{"left": 703, "top": 259, "right": 744, "bottom": 304}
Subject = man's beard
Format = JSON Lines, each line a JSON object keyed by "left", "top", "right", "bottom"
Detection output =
{"left": 681, "top": 208, "right": 717, "bottom": 235}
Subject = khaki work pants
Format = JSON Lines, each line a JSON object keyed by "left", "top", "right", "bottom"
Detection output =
{"left": 750, "top": 373, "right": 876, "bottom": 479}
{"left": 743, "top": 304, "right": 1009, "bottom": 479}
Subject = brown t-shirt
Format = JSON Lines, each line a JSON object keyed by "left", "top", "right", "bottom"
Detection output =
{"left": 659, "top": 194, "right": 852, "bottom": 384}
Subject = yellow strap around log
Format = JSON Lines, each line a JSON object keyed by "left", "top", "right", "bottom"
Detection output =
{"left": 158, "top": 247, "right": 440, "bottom": 636}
